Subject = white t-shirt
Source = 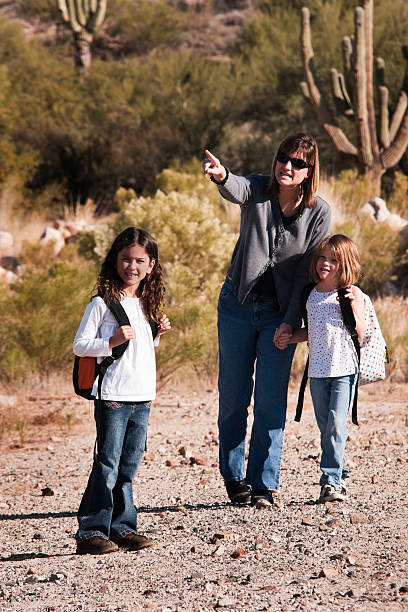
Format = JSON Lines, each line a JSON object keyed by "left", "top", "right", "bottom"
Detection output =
{"left": 73, "top": 296, "right": 158, "bottom": 401}
{"left": 307, "top": 288, "right": 358, "bottom": 378}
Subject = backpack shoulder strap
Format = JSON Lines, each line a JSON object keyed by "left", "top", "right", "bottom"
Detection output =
{"left": 300, "top": 282, "right": 316, "bottom": 329}
{"left": 337, "top": 288, "right": 360, "bottom": 426}
{"left": 294, "top": 283, "right": 316, "bottom": 422}
{"left": 105, "top": 300, "right": 131, "bottom": 359}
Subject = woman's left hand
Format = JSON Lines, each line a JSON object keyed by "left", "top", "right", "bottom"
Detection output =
{"left": 157, "top": 314, "right": 171, "bottom": 336}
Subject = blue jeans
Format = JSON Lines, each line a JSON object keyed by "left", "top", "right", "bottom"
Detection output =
{"left": 76, "top": 400, "right": 150, "bottom": 541}
{"left": 217, "top": 278, "right": 296, "bottom": 491}
{"left": 309, "top": 375, "right": 357, "bottom": 488}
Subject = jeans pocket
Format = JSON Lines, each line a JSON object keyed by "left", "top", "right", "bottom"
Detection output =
{"left": 219, "top": 279, "right": 236, "bottom": 299}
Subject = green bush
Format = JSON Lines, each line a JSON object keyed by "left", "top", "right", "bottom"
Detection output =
{"left": 0, "top": 249, "right": 96, "bottom": 382}
{"left": 106, "top": 0, "right": 185, "bottom": 55}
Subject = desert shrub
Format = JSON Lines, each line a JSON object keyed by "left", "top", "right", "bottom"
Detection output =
{"left": 105, "top": 0, "right": 185, "bottom": 55}
{"left": 0, "top": 251, "right": 96, "bottom": 382}
{"left": 18, "top": 0, "right": 59, "bottom": 20}
{"left": 374, "top": 296, "right": 408, "bottom": 383}
{"left": 386, "top": 171, "right": 408, "bottom": 218}
{"left": 81, "top": 176, "right": 238, "bottom": 383}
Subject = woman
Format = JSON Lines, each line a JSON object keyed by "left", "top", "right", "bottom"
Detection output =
{"left": 203, "top": 133, "right": 331, "bottom": 507}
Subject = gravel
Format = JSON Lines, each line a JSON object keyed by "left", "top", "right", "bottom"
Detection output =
{"left": 0, "top": 382, "right": 407, "bottom": 611}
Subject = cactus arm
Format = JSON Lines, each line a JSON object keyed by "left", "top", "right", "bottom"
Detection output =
{"left": 300, "top": 7, "right": 357, "bottom": 156}
{"left": 342, "top": 37, "right": 353, "bottom": 101}
{"left": 57, "top": 0, "right": 69, "bottom": 22}
{"left": 353, "top": 6, "right": 373, "bottom": 167}
{"left": 300, "top": 81, "right": 310, "bottom": 99}
{"left": 362, "top": 0, "right": 380, "bottom": 162}
{"left": 382, "top": 111, "right": 408, "bottom": 169}
{"left": 330, "top": 68, "right": 353, "bottom": 117}
{"left": 378, "top": 86, "right": 390, "bottom": 149}
{"left": 389, "top": 92, "right": 408, "bottom": 143}
{"left": 88, "top": 0, "right": 106, "bottom": 31}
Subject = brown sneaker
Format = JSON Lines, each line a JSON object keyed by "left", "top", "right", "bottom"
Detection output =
{"left": 76, "top": 536, "right": 119, "bottom": 555}
{"left": 112, "top": 533, "right": 155, "bottom": 551}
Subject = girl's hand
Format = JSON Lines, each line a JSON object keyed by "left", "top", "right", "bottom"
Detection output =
{"left": 342, "top": 285, "right": 355, "bottom": 302}
{"left": 157, "top": 314, "right": 171, "bottom": 336}
{"left": 109, "top": 325, "right": 134, "bottom": 349}
{"left": 274, "top": 330, "right": 293, "bottom": 350}
{"left": 202, "top": 150, "right": 227, "bottom": 183}
{"left": 273, "top": 322, "right": 294, "bottom": 350}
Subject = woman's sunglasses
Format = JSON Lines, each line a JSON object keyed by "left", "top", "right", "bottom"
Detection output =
{"left": 276, "top": 150, "right": 314, "bottom": 170}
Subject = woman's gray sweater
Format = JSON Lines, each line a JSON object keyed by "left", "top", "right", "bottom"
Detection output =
{"left": 218, "top": 171, "right": 331, "bottom": 328}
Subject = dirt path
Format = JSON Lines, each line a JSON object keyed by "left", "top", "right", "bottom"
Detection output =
{"left": 0, "top": 382, "right": 407, "bottom": 611}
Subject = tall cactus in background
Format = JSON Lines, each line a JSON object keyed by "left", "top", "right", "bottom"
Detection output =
{"left": 57, "top": 0, "right": 107, "bottom": 71}
{"left": 300, "top": 0, "right": 408, "bottom": 198}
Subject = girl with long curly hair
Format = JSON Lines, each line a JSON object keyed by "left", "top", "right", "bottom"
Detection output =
{"left": 73, "top": 227, "right": 170, "bottom": 555}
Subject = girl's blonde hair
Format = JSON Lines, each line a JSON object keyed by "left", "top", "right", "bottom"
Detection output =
{"left": 268, "top": 132, "right": 319, "bottom": 209}
{"left": 310, "top": 234, "right": 361, "bottom": 288}
{"left": 95, "top": 227, "right": 165, "bottom": 323}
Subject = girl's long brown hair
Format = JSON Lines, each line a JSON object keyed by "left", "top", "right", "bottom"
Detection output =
{"left": 268, "top": 132, "right": 319, "bottom": 209}
{"left": 96, "top": 227, "right": 165, "bottom": 323}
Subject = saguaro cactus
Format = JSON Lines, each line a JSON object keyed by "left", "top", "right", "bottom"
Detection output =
{"left": 57, "top": 0, "right": 107, "bottom": 71}
{"left": 300, "top": 0, "right": 408, "bottom": 197}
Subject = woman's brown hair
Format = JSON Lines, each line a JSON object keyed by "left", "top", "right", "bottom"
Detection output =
{"left": 95, "top": 227, "right": 165, "bottom": 323}
{"left": 310, "top": 234, "right": 361, "bottom": 288}
{"left": 268, "top": 132, "right": 319, "bottom": 209}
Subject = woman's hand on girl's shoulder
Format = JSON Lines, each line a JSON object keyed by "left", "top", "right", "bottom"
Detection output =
{"left": 157, "top": 314, "right": 171, "bottom": 336}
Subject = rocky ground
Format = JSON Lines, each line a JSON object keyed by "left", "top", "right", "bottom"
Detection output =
{"left": 0, "top": 381, "right": 407, "bottom": 611}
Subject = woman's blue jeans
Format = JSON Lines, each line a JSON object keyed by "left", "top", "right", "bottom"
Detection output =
{"left": 309, "top": 374, "right": 357, "bottom": 488}
{"left": 76, "top": 400, "right": 150, "bottom": 541}
{"left": 217, "top": 278, "right": 296, "bottom": 491}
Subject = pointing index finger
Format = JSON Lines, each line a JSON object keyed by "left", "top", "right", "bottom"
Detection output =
{"left": 204, "top": 149, "right": 219, "bottom": 165}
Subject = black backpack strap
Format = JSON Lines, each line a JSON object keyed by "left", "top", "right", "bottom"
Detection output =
{"left": 295, "top": 283, "right": 316, "bottom": 422}
{"left": 149, "top": 321, "right": 159, "bottom": 340}
{"left": 337, "top": 289, "right": 360, "bottom": 426}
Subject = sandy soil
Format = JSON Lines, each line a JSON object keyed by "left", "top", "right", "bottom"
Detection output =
{"left": 0, "top": 381, "right": 407, "bottom": 611}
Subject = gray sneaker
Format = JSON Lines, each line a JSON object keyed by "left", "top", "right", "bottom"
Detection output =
{"left": 318, "top": 484, "right": 346, "bottom": 503}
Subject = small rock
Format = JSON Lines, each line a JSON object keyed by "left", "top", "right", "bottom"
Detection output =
{"left": 100, "top": 584, "right": 111, "bottom": 594}
{"left": 345, "top": 587, "right": 365, "bottom": 598}
{"left": 400, "top": 586, "right": 408, "bottom": 593}
{"left": 319, "top": 566, "right": 339, "bottom": 578}
{"left": 41, "top": 487, "right": 54, "bottom": 497}
{"left": 263, "top": 585, "right": 278, "bottom": 592}
{"left": 216, "top": 596, "right": 238, "bottom": 607}
{"left": 190, "top": 456, "right": 209, "bottom": 466}
{"left": 349, "top": 512, "right": 368, "bottom": 525}
{"left": 165, "top": 459, "right": 181, "bottom": 467}
{"left": 231, "top": 547, "right": 246, "bottom": 559}
{"left": 211, "top": 532, "right": 238, "bottom": 543}
{"left": 325, "top": 518, "right": 341, "bottom": 528}
{"left": 33, "top": 533, "right": 45, "bottom": 540}
{"left": 211, "top": 545, "right": 226, "bottom": 557}
{"left": 301, "top": 516, "right": 314, "bottom": 526}
{"left": 371, "top": 474, "right": 380, "bottom": 484}
{"left": 49, "top": 573, "right": 67, "bottom": 581}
